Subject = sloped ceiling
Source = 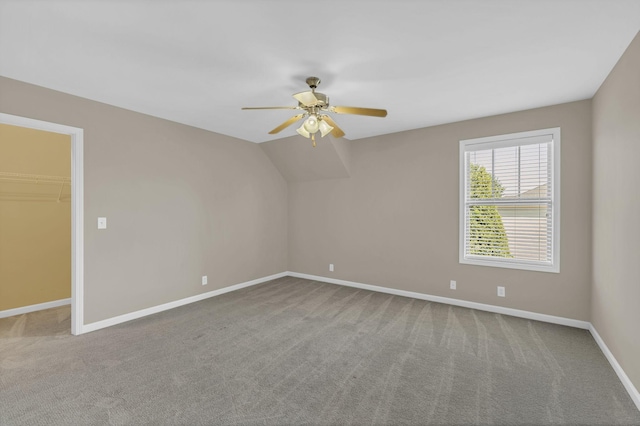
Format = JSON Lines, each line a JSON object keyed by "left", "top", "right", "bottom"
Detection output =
{"left": 0, "top": 1, "right": 639, "bottom": 143}
{"left": 261, "top": 136, "right": 351, "bottom": 182}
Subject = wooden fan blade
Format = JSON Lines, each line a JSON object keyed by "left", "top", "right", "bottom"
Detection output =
{"left": 331, "top": 106, "right": 387, "bottom": 117}
{"left": 293, "top": 91, "right": 319, "bottom": 106}
{"left": 321, "top": 115, "right": 346, "bottom": 138}
{"left": 242, "top": 106, "right": 297, "bottom": 110}
{"left": 268, "top": 114, "right": 305, "bottom": 134}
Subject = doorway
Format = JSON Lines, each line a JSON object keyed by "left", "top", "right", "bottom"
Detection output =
{"left": 0, "top": 113, "right": 84, "bottom": 335}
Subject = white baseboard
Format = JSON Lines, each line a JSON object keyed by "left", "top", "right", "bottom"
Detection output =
{"left": 589, "top": 324, "right": 640, "bottom": 411}
{"left": 81, "top": 272, "right": 287, "bottom": 334}
{"left": 287, "top": 272, "right": 590, "bottom": 329}
{"left": 0, "top": 298, "right": 71, "bottom": 319}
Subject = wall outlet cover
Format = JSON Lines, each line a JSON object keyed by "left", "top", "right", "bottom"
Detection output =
{"left": 97, "top": 217, "right": 107, "bottom": 229}
{"left": 497, "top": 286, "right": 506, "bottom": 297}
{"left": 450, "top": 280, "right": 456, "bottom": 290}
{"left": 202, "top": 276, "right": 208, "bottom": 285}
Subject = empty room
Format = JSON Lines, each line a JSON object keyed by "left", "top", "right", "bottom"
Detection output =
{"left": 1, "top": 1, "right": 639, "bottom": 425}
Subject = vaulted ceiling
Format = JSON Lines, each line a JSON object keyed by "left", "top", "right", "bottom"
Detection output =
{"left": 1, "top": 1, "right": 639, "bottom": 143}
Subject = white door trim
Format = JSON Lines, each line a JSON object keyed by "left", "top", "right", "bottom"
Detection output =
{"left": 0, "top": 113, "right": 84, "bottom": 335}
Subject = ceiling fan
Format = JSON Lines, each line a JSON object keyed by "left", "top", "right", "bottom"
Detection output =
{"left": 242, "top": 76, "right": 387, "bottom": 147}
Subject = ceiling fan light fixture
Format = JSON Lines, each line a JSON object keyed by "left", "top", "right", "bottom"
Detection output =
{"left": 241, "top": 76, "right": 387, "bottom": 142}
{"left": 318, "top": 119, "right": 333, "bottom": 137}
{"left": 296, "top": 125, "right": 310, "bottom": 138}
{"left": 303, "top": 114, "right": 320, "bottom": 134}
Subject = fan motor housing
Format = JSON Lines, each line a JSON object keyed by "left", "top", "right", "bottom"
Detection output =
{"left": 311, "top": 92, "right": 328, "bottom": 108}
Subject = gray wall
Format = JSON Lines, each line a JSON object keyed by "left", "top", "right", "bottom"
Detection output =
{"left": 0, "top": 77, "right": 288, "bottom": 324}
{"left": 592, "top": 32, "right": 640, "bottom": 392}
{"left": 288, "top": 100, "right": 592, "bottom": 321}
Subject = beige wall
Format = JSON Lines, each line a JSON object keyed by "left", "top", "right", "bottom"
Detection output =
{"left": 0, "top": 77, "right": 288, "bottom": 324}
{"left": 0, "top": 124, "right": 71, "bottom": 310}
{"left": 592, "top": 32, "right": 640, "bottom": 391}
{"left": 288, "top": 100, "right": 592, "bottom": 321}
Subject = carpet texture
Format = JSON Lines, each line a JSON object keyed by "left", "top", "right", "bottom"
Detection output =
{"left": 1, "top": 276, "right": 639, "bottom": 425}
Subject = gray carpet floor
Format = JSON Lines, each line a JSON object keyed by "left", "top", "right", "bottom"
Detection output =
{"left": 1, "top": 276, "right": 639, "bottom": 425}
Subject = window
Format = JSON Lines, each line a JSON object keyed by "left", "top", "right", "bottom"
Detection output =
{"left": 459, "top": 128, "right": 560, "bottom": 273}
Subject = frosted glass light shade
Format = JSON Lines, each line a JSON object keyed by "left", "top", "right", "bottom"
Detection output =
{"left": 303, "top": 114, "right": 319, "bottom": 133}
{"left": 296, "top": 125, "right": 310, "bottom": 138}
{"left": 318, "top": 119, "right": 334, "bottom": 137}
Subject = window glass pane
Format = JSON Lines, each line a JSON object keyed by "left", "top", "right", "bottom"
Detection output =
{"left": 466, "top": 143, "right": 550, "bottom": 201}
{"left": 466, "top": 203, "right": 551, "bottom": 262}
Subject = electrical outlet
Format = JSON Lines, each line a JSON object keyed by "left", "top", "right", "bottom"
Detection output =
{"left": 497, "top": 286, "right": 506, "bottom": 297}
{"left": 202, "top": 276, "right": 208, "bottom": 286}
{"left": 450, "top": 280, "right": 456, "bottom": 290}
{"left": 329, "top": 264, "right": 334, "bottom": 272}
{"left": 97, "top": 217, "right": 107, "bottom": 229}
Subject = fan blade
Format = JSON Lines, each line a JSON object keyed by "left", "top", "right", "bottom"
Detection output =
{"left": 331, "top": 106, "right": 387, "bottom": 117}
{"left": 321, "top": 115, "right": 346, "bottom": 138}
{"left": 268, "top": 114, "right": 305, "bottom": 134}
{"left": 293, "top": 91, "right": 319, "bottom": 106}
{"left": 242, "top": 106, "right": 297, "bottom": 110}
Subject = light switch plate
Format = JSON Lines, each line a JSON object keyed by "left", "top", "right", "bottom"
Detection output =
{"left": 97, "top": 217, "right": 107, "bottom": 229}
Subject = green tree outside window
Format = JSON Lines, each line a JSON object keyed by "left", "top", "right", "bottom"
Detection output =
{"left": 468, "top": 163, "right": 512, "bottom": 257}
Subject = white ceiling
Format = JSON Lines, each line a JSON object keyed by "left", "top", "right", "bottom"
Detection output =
{"left": 1, "top": 1, "right": 639, "bottom": 143}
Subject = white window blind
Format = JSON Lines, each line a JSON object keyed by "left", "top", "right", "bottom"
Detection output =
{"left": 459, "top": 128, "right": 560, "bottom": 273}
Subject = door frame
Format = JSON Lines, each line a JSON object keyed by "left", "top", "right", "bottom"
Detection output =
{"left": 0, "top": 113, "right": 84, "bottom": 335}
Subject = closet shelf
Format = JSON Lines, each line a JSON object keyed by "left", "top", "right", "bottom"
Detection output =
{"left": 0, "top": 171, "right": 71, "bottom": 202}
{"left": 0, "top": 171, "right": 71, "bottom": 185}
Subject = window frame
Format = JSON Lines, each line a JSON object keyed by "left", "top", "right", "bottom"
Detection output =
{"left": 459, "top": 128, "right": 561, "bottom": 273}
